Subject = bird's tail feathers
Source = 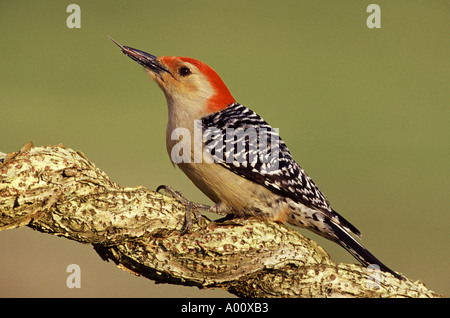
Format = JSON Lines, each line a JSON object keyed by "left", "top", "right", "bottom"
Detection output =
{"left": 326, "top": 220, "right": 403, "bottom": 280}
{"left": 329, "top": 208, "right": 361, "bottom": 238}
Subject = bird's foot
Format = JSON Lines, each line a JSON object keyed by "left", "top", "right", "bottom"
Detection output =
{"left": 156, "top": 185, "right": 211, "bottom": 235}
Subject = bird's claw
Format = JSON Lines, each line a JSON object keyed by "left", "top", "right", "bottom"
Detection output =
{"left": 157, "top": 185, "right": 210, "bottom": 235}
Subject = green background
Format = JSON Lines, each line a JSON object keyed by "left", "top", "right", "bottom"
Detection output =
{"left": 1, "top": 1, "right": 448, "bottom": 297}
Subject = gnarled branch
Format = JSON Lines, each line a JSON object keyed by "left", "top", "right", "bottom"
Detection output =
{"left": 0, "top": 143, "right": 442, "bottom": 297}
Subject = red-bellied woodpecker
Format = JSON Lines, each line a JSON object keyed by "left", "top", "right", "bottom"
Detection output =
{"left": 110, "top": 37, "right": 402, "bottom": 279}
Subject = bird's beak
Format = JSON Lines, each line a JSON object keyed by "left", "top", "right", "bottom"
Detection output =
{"left": 108, "top": 36, "right": 170, "bottom": 76}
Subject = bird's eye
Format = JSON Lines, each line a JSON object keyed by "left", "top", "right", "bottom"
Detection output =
{"left": 178, "top": 66, "right": 192, "bottom": 77}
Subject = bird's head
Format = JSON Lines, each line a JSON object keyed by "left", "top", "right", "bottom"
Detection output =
{"left": 110, "top": 37, "right": 235, "bottom": 117}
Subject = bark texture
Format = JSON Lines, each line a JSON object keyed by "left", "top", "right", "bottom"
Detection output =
{"left": 0, "top": 143, "right": 442, "bottom": 297}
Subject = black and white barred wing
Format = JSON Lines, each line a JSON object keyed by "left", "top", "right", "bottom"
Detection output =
{"left": 202, "top": 103, "right": 356, "bottom": 226}
{"left": 202, "top": 103, "right": 360, "bottom": 237}
{"left": 201, "top": 104, "right": 408, "bottom": 278}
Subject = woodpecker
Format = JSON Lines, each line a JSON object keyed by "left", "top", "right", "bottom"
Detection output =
{"left": 110, "top": 37, "right": 402, "bottom": 279}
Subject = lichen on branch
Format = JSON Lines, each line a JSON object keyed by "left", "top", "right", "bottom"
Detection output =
{"left": 0, "top": 143, "right": 441, "bottom": 297}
